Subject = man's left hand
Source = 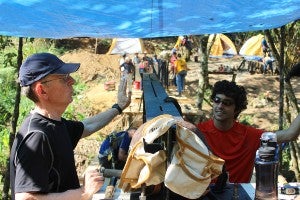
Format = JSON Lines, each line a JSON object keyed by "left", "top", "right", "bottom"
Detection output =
{"left": 117, "top": 77, "right": 131, "bottom": 110}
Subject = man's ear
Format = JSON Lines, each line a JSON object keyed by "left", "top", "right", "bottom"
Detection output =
{"left": 34, "top": 83, "right": 48, "bottom": 98}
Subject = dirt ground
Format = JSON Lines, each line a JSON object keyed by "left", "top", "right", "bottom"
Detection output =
{"left": 62, "top": 51, "right": 282, "bottom": 176}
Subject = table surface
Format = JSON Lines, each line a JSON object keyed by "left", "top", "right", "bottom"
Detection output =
{"left": 93, "top": 181, "right": 300, "bottom": 200}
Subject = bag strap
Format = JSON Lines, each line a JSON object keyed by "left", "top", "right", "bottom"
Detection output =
{"left": 176, "top": 121, "right": 228, "bottom": 192}
{"left": 176, "top": 135, "right": 213, "bottom": 182}
{"left": 176, "top": 122, "right": 228, "bottom": 192}
{"left": 176, "top": 133, "right": 215, "bottom": 162}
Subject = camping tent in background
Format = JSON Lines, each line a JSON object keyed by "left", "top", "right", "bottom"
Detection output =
{"left": 239, "top": 34, "right": 264, "bottom": 61}
{"left": 107, "top": 38, "right": 145, "bottom": 54}
{"left": 208, "top": 34, "right": 237, "bottom": 58}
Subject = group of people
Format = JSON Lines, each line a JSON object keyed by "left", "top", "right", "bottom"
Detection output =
{"left": 119, "top": 51, "right": 171, "bottom": 89}
{"left": 10, "top": 52, "right": 300, "bottom": 200}
{"left": 118, "top": 49, "right": 190, "bottom": 97}
{"left": 119, "top": 52, "right": 153, "bottom": 77}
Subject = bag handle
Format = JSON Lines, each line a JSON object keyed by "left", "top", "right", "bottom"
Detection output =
{"left": 175, "top": 134, "right": 222, "bottom": 181}
{"left": 176, "top": 149, "right": 211, "bottom": 182}
{"left": 176, "top": 133, "right": 212, "bottom": 161}
{"left": 176, "top": 132, "right": 224, "bottom": 165}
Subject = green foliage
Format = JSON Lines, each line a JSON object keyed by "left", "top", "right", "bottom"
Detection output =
{"left": 22, "top": 38, "right": 68, "bottom": 58}
{"left": 0, "top": 36, "right": 14, "bottom": 50}
{"left": 0, "top": 62, "right": 18, "bottom": 167}
{"left": 63, "top": 75, "right": 88, "bottom": 120}
{"left": 0, "top": 128, "right": 9, "bottom": 168}
{"left": 0, "top": 67, "right": 16, "bottom": 124}
{"left": 73, "top": 75, "right": 88, "bottom": 96}
{"left": 98, "top": 38, "right": 111, "bottom": 48}
{"left": 239, "top": 115, "right": 253, "bottom": 126}
{"left": 281, "top": 146, "right": 291, "bottom": 169}
{"left": 18, "top": 97, "right": 35, "bottom": 124}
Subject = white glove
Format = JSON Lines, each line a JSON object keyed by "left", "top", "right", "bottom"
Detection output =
{"left": 117, "top": 77, "right": 132, "bottom": 110}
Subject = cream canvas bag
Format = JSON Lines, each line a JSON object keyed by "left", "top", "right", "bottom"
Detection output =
{"left": 164, "top": 122, "right": 225, "bottom": 199}
{"left": 118, "top": 114, "right": 224, "bottom": 199}
{"left": 118, "top": 114, "right": 176, "bottom": 192}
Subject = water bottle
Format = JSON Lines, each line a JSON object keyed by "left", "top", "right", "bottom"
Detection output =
{"left": 255, "top": 132, "right": 278, "bottom": 200}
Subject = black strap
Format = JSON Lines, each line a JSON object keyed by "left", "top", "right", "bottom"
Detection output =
{"left": 212, "top": 165, "right": 228, "bottom": 193}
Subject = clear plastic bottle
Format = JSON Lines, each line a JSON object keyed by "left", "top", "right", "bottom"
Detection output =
{"left": 255, "top": 133, "right": 278, "bottom": 200}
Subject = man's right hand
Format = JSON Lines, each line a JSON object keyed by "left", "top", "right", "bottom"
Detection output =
{"left": 82, "top": 169, "right": 104, "bottom": 199}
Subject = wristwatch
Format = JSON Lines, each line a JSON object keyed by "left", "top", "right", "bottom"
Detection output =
{"left": 112, "top": 104, "right": 122, "bottom": 114}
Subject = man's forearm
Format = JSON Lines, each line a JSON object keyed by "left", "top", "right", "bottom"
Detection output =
{"left": 276, "top": 114, "right": 300, "bottom": 143}
{"left": 82, "top": 108, "right": 120, "bottom": 138}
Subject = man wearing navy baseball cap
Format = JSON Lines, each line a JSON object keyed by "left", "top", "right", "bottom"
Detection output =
{"left": 10, "top": 53, "right": 131, "bottom": 200}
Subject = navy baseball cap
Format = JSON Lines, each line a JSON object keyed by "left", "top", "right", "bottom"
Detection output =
{"left": 19, "top": 53, "right": 80, "bottom": 86}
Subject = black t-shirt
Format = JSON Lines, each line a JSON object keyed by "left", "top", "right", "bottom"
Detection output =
{"left": 10, "top": 112, "right": 84, "bottom": 199}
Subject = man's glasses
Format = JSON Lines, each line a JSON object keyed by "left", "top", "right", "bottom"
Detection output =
{"left": 41, "top": 74, "right": 71, "bottom": 84}
{"left": 212, "top": 96, "right": 234, "bottom": 106}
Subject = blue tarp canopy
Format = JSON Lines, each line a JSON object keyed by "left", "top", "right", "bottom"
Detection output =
{"left": 0, "top": 0, "right": 299, "bottom": 39}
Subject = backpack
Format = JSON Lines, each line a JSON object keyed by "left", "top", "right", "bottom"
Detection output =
{"left": 101, "top": 131, "right": 128, "bottom": 170}
{"left": 109, "top": 131, "right": 126, "bottom": 152}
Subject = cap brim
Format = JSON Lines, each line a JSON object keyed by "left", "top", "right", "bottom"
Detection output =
{"left": 52, "top": 63, "right": 80, "bottom": 75}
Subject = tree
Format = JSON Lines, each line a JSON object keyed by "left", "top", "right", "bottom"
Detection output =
{"left": 194, "top": 34, "right": 216, "bottom": 110}
{"left": 265, "top": 20, "right": 300, "bottom": 182}
{"left": 2, "top": 37, "right": 22, "bottom": 200}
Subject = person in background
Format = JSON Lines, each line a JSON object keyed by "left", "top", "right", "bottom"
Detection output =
{"left": 133, "top": 53, "right": 141, "bottom": 66}
{"left": 157, "top": 54, "right": 168, "bottom": 87}
{"left": 120, "top": 57, "right": 135, "bottom": 92}
{"left": 261, "top": 36, "right": 269, "bottom": 56}
{"left": 152, "top": 54, "right": 159, "bottom": 75}
{"left": 169, "top": 51, "right": 177, "bottom": 86}
{"left": 263, "top": 52, "right": 274, "bottom": 75}
{"left": 142, "top": 52, "right": 153, "bottom": 73}
{"left": 132, "top": 52, "right": 141, "bottom": 81}
{"left": 174, "top": 53, "right": 188, "bottom": 96}
{"left": 197, "top": 80, "right": 300, "bottom": 183}
{"left": 98, "top": 128, "right": 137, "bottom": 170}
{"left": 119, "top": 52, "right": 127, "bottom": 67}
{"left": 10, "top": 53, "right": 131, "bottom": 200}
{"left": 139, "top": 57, "right": 149, "bottom": 76}
{"left": 181, "top": 35, "right": 193, "bottom": 62}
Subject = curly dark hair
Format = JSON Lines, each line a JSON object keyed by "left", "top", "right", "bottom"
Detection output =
{"left": 211, "top": 80, "right": 248, "bottom": 118}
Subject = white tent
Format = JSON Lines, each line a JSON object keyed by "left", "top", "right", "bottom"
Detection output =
{"left": 107, "top": 38, "right": 145, "bottom": 54}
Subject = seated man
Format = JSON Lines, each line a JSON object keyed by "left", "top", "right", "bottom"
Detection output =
{"left": 197, "top": 80, "right": 300, "bottom": 183}
{"left": 98, "top": 128, "right": 137, "bottom": 170}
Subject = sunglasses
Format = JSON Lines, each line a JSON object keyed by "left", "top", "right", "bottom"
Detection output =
{"left": 212, "top": 96, "right": 234, "bottom": 106}
{"left": 41, "top": 74, "right": 71, "bottom": 84}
